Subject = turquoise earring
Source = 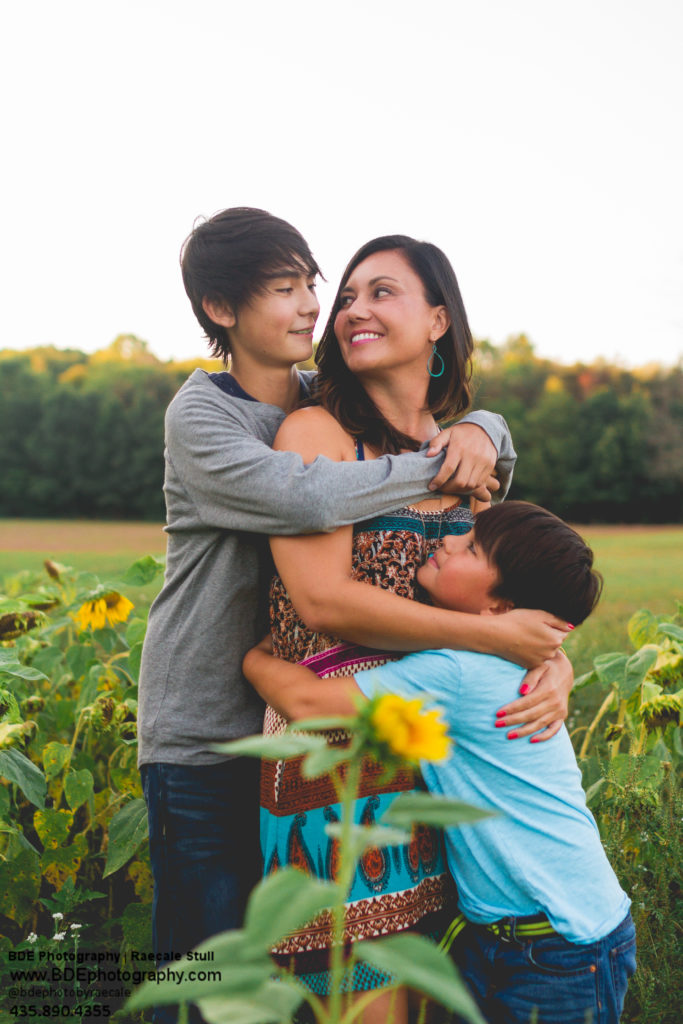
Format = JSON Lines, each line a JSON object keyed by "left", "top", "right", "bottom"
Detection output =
{"left": 427, "top": 342, "right": 445, "bottom": 378}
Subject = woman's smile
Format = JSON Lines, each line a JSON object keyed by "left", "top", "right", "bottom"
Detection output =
{"left": 350, "top": 331, "right": 384, "bottom": 346}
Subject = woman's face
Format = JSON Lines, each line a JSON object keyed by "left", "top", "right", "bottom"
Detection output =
{"left": 334, "top": 250, "right": 448, "bottom": 379}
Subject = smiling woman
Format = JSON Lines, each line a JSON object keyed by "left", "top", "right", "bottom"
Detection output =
{"left": 313, "top": 235, "right": 475, "bottom": 456}
{"left": 258, "top": 233, "right": 573, "bottom": 1019}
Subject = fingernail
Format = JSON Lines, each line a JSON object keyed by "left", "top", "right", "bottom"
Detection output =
{"left": 495, "top": 720, "right": 506, "bottom": 728}
{"left": 530, "top": 737, "right": 540, "bottom": 743}
{"left": 566, "top": 623, "right": 575, "bottom": 631}
{"left": 519, "top": 684, "right": 530, "bottom": 695}
{"left": 507, "top": 731, "right": 519, "bottom": 740}
{"left": 428, "top": 482, "right": 437, "bottom": 490}
{"left": 496, "top": 709, "right": 506, "bottom": 718}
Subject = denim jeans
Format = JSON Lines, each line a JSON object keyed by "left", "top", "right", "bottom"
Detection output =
{"left": 456, "top": 912, "right": 636, "bottom": 1024}
{"left": 141, "top": 759, "right": 262, "bottom": 1023}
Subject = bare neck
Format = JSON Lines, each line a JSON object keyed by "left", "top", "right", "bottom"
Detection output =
{"left": 362, "top": 376, "right": 438, "bottom": 444}
{"left": 228, "top": 357, "right": 302, "bottom": 414}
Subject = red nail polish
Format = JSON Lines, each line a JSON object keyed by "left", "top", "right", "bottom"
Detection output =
{"left": 530, "top": 737, "right": 540, "bottom": 743}
{"left": 496, "top": 709, "right": 506, "bottom": 718}
{"left": 519, "top": 684, "right": 530, "bottom": 695}
{"left": 567, "top": 623, "right": 575, "bottom": 631}
{"left": 495, "top": 720, "right": 506, "bottom": 728}
{"left": 508, "top": 731, "right": 518, "bottom": 740}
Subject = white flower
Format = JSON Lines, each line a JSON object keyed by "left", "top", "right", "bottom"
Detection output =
{"left": 27, "top": 933, "right": 38, "bottom": 944}
{"left": 52, "top": 912, "right": 64, "bottom": 921}
{"left": 53, "top": 931, "right": 66, "bottom": 942}
{"left": 70, "top": 923, "right": 82, "bottom": 931}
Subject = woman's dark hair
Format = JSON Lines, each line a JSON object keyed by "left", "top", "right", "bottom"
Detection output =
{"left": 312, "top": 235, "right": 474, "bottom": 454}
{"left": 474, "top": 502, "right": 603, "bottom": 626}
{"left": 180, "top": 207, "right": 321, "bottom": 361}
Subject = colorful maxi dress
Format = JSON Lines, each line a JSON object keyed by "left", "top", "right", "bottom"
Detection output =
{"left": 260, "top": 500, "right": 475, "bottom": 994}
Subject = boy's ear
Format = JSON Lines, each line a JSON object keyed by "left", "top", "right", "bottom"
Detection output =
{"left": 202, "top": 297, "right": 236, "bottom": 329}
{"left": 481, "top": 597, "right": 515, "bottom": 616}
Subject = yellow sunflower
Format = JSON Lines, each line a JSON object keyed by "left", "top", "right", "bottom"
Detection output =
{"left": 369, "top": 693, "right": 450, "bottom": 764}
{"left": 73, "top": 592, "right": 134, "bottom": 632}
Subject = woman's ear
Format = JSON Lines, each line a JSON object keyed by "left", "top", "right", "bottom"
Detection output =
{"left": 429, "top": 306, "right": 451, "bottom": 342}
{"left": 202, "top": 297, "right": 236, "bottom": 329}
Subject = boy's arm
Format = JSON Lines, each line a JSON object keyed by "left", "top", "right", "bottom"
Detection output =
{"left": 167, "top": 378, "right": 515, "bottom": 536}
{"left": 437, "top": 412, "right": 516, "bottom": 500}
{"left": 243, "top": 636, "right": 362, "bottom": 720}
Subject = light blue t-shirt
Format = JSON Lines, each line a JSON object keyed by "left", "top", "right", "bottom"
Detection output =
{"left": 355, "top": 649, "right": 630, "bottom": 944}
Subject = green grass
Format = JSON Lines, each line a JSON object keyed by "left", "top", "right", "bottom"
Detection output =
{"left": 562, "top": 527, "right": 683, "bottom": 676}
{"left": 1, "top": 521, "right": 681, "bottom": 677}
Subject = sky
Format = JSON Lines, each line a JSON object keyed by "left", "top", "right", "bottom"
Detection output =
{"left": 1, "top": 0, "right": 681, "bottom": 369}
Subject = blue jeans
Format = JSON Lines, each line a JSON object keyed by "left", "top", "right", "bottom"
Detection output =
{"left": 141, "top": 759, "right": 262, "bottom": 1023}
{"left": 456, "top": 912, "right": 636, "bottom": 1024}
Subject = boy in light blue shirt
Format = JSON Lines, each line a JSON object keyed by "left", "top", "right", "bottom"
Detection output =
{"left": 245, "top": 501, "right": 636, "bottom": 1023}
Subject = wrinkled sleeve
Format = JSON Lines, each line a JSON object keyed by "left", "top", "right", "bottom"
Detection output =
{"left": 166, "top": 386, "right": 515, "bottom": 535}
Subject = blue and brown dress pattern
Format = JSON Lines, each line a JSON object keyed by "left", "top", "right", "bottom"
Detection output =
{"left": 261, "top": 501, "right": 474, "bottom": 992}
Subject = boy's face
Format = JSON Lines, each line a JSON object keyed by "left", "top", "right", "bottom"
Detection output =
{"left": 417, "top": 529, "right": 501, "bottom": 614}
{"left": 227, "top": 269, "right": 320, "bottom": 368}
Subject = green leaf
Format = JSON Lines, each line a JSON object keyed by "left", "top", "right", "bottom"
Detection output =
{"left": 103, "top": 798, "right": 149, "bottom": 877}
{"left": 585, "top": 777, "right": 607, "bottom": 805}
{"left": 65, "top": 643, "right": 97, "bottom": 681}
{"left": 212, "top": 733, "right": 327, "bottom": 760}
{"left": 0, "top": 748, "right": 46, "bottom": 807}
{"left": 127, "top": 948, "right": 273, "bottom": 1010}
{"left": 658, "top": 622, "right": 683, "bottom": 644}
{"left": 121, "top": 900, "right": 153, "bottom": 953}
{"left": 573, "top": 669, "right": 598, "bottom": 691}
{"left": 355, "top": 933, "right": 486, "bottom": 1022}
{"left": 628, "top": 609, "right": 660, "bottom": 649}
{"left": 120, "top": 555, "right": 165, "bottom": 587}
{"left": 294, "top": 715, "right": 355, "bottom": 732}
{"left": 593, "top": 653, "right": 627, "bottom": 688}
{"left": 325, "top": 822, "right": 410, "bottom": 856}
{"left": 0, "top": 662, "right": 48, "bottom": 682}
{"left": 43, "top": 742, "right": 71, "bottom": 779}
{"left": 301, "top": 742, "right": 351, "bottom": 778}
{"left": 621, "top": 646, "right": 659, "bottom": 698}
{"left": 126, "top": 641, "right": 143, "bottom": 682}
{"left": 383, "top": 792, "right": 494, "bottom": 829}
{"left": 64, "top": 768, "right": 94, "bottom": 811}
{"left": 0, "top": 846, "right": 41, "bottom": 925}
{"left": 34, "top": 808, "right": 73, "bottom": 848}
{"left": 199, "top": 982, "right": 303, "bottom": 1024}
{"left": 126, "top": 617, "right": 148, "bottom": 647}
{"left": 243, "top": 868, "right": 339, "bottom": 955}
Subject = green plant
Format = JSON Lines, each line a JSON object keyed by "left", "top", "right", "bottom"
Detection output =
{"left": 573, "top": 603, "right": 682, "bottom": 1024}
{"left": 0, "top": 557, "right": 164, "bottom": 1016}
{"left": 127, "top": 697, "right": 490, "bottom": 1024}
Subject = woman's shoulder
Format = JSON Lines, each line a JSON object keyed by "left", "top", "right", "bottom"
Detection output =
{"left": 274, "top": 405, "right": 356, "bottom": 462}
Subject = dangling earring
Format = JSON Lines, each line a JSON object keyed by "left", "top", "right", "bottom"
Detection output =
{"left": 427, "top": 341, "right": 445, "bottom": 378}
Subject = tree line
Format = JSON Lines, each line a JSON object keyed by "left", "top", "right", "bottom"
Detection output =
{"left": 1, "top": 334, "right": 681, "bottom": 523}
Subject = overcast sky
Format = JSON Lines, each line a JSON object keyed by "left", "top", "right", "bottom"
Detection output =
{"left": 2, "top": 0, "right": 681, "bottom": 368}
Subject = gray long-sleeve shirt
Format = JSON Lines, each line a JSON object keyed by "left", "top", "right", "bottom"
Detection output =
{"left": 137, "top": 369, "right": 516, "bottom": 765}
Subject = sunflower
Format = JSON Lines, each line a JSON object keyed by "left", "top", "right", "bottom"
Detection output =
{"left": 367, "top": 693, "right": 450, "bottom": 764}
{"left": 73, "top": 592, "right": 134, "bottom": 632}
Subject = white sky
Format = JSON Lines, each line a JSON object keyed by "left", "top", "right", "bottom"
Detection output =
{"left": 2, "top": 0, "right": 681, "bottom": 368}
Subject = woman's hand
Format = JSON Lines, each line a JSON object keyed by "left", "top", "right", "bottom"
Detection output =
{"left": 495, "top": 649, "right": 574, "bottom": 742}
{"left": 426, "top": 422, "right": 501, "bottom": 500}
{"left": 488, "top": 608, "right": 570, "bottom": 669}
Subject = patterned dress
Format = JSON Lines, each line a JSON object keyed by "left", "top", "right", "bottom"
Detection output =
{"left": 260, "top": 500, "right": 475, "bottom": 994}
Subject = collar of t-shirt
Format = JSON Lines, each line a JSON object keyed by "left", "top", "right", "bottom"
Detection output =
{"left": 209, "top": 371, "right": 310, "bottom": 403}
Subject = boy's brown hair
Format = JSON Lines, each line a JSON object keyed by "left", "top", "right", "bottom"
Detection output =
{"left": 474, "top": 501, "right": 603, "bottom": 625}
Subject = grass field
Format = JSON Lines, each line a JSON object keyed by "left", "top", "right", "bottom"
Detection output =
{"left": 1, "top": 519, "right": 681, "bottom": 675}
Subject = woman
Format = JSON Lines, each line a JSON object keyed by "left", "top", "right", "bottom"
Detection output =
{"left": 259, "top": 236, "right": 572, "bottom": 1019}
